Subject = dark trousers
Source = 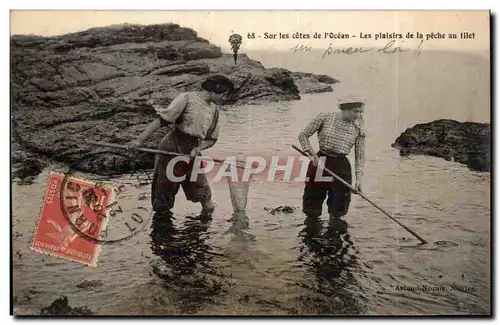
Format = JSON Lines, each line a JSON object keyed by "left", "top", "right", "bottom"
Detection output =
{"left": 302, "top": 151, "right": 352, "bottom": 218}
{"left": 151, "top": 130, "right": 212, "bottom": 214}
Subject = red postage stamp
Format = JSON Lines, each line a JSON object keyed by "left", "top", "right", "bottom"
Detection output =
{"left": 30, "top": 172, "right": 113, "bottom": 267}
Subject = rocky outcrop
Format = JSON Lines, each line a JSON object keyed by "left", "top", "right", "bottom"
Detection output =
{"left": 40, "top": 296, "right": 94, "bottom": 315}
{"left": 11, "top": 23, "right": 336, "bottom": 178}
{"left": 76, "top": 280, "right": 103, "bottom": 289}
{"left": 12, "top": 150, "right": 45, "bottom": 185}
{"left": 392, "top": 119, "right": 490, "bottom": 172}
{"left": 264, "top": 206, "right": 298, "bottom": 215}
{"left": 11, "top": 137, "right": 47, "bottom": 185}
{"left": 291, "top": 72, "right": 339, "bottom": 94}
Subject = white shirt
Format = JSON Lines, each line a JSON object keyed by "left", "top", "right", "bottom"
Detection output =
{"left": 153, "top": 92, "right": 220, "bottom": 140}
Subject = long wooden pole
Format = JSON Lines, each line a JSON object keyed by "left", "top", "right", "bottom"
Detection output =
{"left": 85, "top": 140, "right": 248, "bottom": 169}
{"left": 292, "top": 145, "right": 427, "bottom": 244}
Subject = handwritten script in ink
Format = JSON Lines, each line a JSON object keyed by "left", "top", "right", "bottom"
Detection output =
{"left": 290, "top": 40, "right": 424, "bottom": 59}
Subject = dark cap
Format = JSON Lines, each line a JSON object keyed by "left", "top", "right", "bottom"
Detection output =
{"left": 201, "top": 75, "right": 235, "bottom": 94}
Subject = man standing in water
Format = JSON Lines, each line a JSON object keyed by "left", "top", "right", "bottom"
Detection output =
{"left": 298, "top": 94, "right": 366, "bottom": 220}
{"left": 128, "top": 75, "right": 234, "bottom": 217}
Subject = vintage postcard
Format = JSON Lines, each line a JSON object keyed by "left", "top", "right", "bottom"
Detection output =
{"left": 11, "top": 10, "right": 491, "bottom": 316}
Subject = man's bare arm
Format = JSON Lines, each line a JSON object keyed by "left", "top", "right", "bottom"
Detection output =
{"left": 128, "top": 93, "right": 187, "bottom": 149}
{"left": 138, "top": 118, "right": 162, "bottom": 143}
{"left": 127, "top": 118, "right": 162, "bottom": 149}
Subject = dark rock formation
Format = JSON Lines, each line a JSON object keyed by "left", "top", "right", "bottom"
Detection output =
{"left": 40, "top": 296, "right": 94, "bottom": 315}
{"left": 392, "top": 119, "right": 490, "bottom": 172}
{"left": 12, "top": 151, "right": 45, "bottom": 185}
{"left": 11, "top": 137, "right": 47, "bottom": 185}
{"left": 264, "top": 206, "right": 298, "bottom": 215}
{"left": 291, "top": 72, "right": 339, "bottom": 94}
{"left": 76, "top": 279, "right": 103, "bottom": 289}
{"left": 11, "top": 23, "right": 336, "bottom": 177}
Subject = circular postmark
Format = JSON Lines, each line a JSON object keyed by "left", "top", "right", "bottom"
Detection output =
{"left": 58, "top": 166, "right": 154, "bottom": 245}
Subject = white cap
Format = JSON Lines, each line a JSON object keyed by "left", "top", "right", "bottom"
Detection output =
{"left": 337, "top": 93, "right": 365, "bottom": 106}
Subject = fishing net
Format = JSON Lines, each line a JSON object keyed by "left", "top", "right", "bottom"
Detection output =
{"left": 225, "top": 161, "right": 257, "bottom": 213}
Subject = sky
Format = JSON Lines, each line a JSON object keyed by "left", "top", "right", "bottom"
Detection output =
{"left": 10, "top": 10, "right": 490, "bottom": 53}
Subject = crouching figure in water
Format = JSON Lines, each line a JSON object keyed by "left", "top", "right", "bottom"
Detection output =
{"left": 128, "top": 75, "right": 235, "bottom": 217}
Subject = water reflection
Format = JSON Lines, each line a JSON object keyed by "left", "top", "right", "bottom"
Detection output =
{"left": 225, "top": 211, "right": 256, "bottom": 244}
{"left": 296, "top": 216, "right": 366, "bottom": 315}
{"left": 149, "top": 213, "right": 226, "bottom": 314}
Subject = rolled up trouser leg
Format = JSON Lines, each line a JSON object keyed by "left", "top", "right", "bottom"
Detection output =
{"left": 180, "top": 157, "right": 213, "bottom": 203}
